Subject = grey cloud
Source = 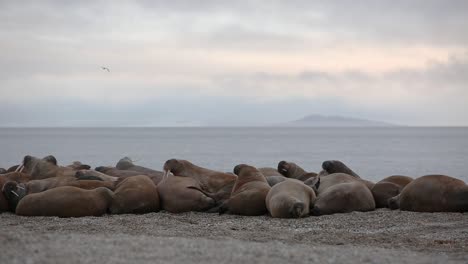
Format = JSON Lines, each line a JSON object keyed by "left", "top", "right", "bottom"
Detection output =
{"left": 2, "top": 1, "right": 468, "bottom": 49}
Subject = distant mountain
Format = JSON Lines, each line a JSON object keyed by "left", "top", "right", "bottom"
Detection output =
{"left": 283, "top": 114, "right": 396, "bottom": 127}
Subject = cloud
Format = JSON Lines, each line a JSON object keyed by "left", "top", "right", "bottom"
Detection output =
{"left": 1, "top": 1, "right": 467, "bottom": 126}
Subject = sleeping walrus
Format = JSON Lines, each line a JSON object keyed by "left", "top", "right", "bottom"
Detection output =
{"left": 218, "top": 164, "right": 270, "bottom": 216}
{"left": 163, "top": 159, "right": 236, "bottom": 202}
{"left": 277, "top": 161, "right": 317, "bottom": 181}
{"left": 11, "top": 185, "right": 114, "bottom": 217}
{"left": 388, "top": 175, "right": 468, "bottom": 212}
{"left": 371, "top": 175, "right": 413, "bottom": 208}
{"left": 157, "top": 174, "right": 216, "bottom": 213}
{"left": 320, "top": 160, "right": 375, "bottom": 189}
{"left": 109, "top": 175, "right": 160, "bottom": 214}
{"left": 266, "top": 178, "right": 319, "bottom": 218}
{"left": 304, "top": 173, "right": 375, "bottom": 215}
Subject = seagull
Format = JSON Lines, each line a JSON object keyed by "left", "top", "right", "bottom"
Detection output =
{"left": 101, "top": 66, "right": 110, "bottom": 72}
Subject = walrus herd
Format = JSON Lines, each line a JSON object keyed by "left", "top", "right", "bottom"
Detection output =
{"left": 0, "top": 155, "right": 467, "bottom": 218}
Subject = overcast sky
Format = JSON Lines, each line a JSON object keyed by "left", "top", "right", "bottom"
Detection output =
{"left": 1, "top": 0, "right": 467, "bottom": 126}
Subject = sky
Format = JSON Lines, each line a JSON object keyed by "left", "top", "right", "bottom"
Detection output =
{"left": 1, "top": 0, "right": 467, "bottom": 126}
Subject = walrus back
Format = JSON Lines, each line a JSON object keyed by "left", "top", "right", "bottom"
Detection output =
{"left": 16, "top": 186, "right": 114, "bottom": 217}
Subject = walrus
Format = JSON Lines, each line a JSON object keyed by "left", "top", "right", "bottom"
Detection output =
{"left": 303, "top": 173, "right": 375, "bottom": 215}
{"left": 0, "top": 172, "right": 31, "bottom": 212}
{"left": 75, "top": 170, "right": 119, "bottom": 182}
{"left": 115, "top": 157, "right": 164, "bottom": 175}
{"left": 0, "top": 168, "right": 6, "bottom": 174}
{"left": 95, "top": 166, "right": 145, "bottom": 177}
{"left": 109, "top": 175, "right": 160, "bottom": 214}
{"left": 266, "top": 178, "right": 319, "bottom": 218}
{"left": 25, "top": 176, "right": 115, "bottom": 194}
{"left": 91, "top": 167, "right": 162, "bottom": 186}
{"left": 388, "top": 175, "right": 468, "bottom": 212}
{"left": 277, "top": 161, "right": 317, "bottom": 181}
{"left": 21, "top": 155, "right": 80, "bottom": 179}
{"left": 163, "top": 159, "right": 237, "bottom": 201}
{"left": 2, "top": 176, "right": 115, "bottom": 212}
{"left": 66, "top": 161, "right": 91, "bottom": 170}
{"left": 218, "top": 164, "right": 271, "bottom": 216}
{"left": 371, "top": 175, "right": 413, "bottom": 208}
{"left": 322, "top": 160, "right": 360, "bottom": 178}
{"left": 13, "top": 185, "right": 114, "bottom": 217}
{"left": 156, "top": 174, "right": 216, "bottom": 213}
{"left": 321, "top": 160, "right": 375, "bottom": 189}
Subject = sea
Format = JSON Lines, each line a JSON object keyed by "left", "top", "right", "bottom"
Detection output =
{"left": 1, "top": 127, "right": 467, "bottom": 182}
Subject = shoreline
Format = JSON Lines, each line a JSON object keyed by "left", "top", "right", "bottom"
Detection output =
{"left": 1, "top": 209, "right": 467, "bottom": 263}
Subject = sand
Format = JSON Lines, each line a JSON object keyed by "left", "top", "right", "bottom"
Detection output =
{"left": 0, "top": 209, "right": 467, "bottom": 264}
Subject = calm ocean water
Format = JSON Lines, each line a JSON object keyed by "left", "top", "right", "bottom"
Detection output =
{"left": 1, "top": 127, "right": 467, "bottom": 182}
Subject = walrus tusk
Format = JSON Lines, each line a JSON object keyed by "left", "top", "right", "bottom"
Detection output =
{"left": 17, "top": 185, "right": 25, "bottom": 190}
{"left": 18, "top": 165, "right": 25, "bottom": 173}
{"left": 15, "top": 164, "right": 24, "bottom": 173}
{"left": 163, "top": 170, "right": 172, "bottom": 180}
{"left": 10, "top": 190, "right": 19, "bottom": 197}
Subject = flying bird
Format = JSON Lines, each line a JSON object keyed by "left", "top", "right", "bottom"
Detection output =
{"left": 101, "top": 66, "right": 110, "bottom": 72}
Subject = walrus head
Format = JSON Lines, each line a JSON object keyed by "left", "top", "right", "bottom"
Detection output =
{"left": 19, "top": 155, "right": 37, "bottom": 174}
{"left": 388, "top": 194, "right": 401, "bottom": 210}
{"left": 95, "top": 166, "right": 111, "bottom": 173}
{"left": 0, "top": 168, "right": 7, "bottom": 175}
{"left": 163, "top": 159, "right": 189, "bottom": 176}
{"left": 1, "top": 181, "right": 27, "bottom": 212}
{"left": 304, "top": 175, "right": 321, "bottom": 193}
{"left": 290, "top": 202, "right": 306, "bottom": 218}
{"left": 322, "top": 160, "right": 360, "bottom": 178}
{"left": 67, "top": 161, "right": 91, "bottom": 170}
{"left": 26, "top": 155, "right": 60, "bottom": 179}
{"left": 233, "top": 164, "right": 249, "bottom": 176}
{"left": 116, "top": 157, "right": 134, "bottom": 170}
{"left": 22, "top": 155, "right": 56, "bottom": 176}
{"left": 277, "top": 161, "right": 307, "bottom": 179}
{"left": 233, "top": 164, "right": 265, "bottom": 182}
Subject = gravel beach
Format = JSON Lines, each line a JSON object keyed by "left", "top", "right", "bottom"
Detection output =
{"left": 1, "top": 209, "right": 467, "bottom": 264}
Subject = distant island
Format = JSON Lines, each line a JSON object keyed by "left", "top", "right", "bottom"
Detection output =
{"left": 281, "top": 114, "right": 397, "bottom": 127}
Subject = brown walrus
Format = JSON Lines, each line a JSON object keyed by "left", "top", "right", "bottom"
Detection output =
{"left": 92, "top": 167, "right": 162, "bottom": 186}
{"left": 116, "top": 157, "right": 164, "bottom": 175}
{"left": 156, "top": 174, "right": 216, "bottom": 213}
{"left": 388, "top": 175, "right": 468, "bottom": 212}
{"left": 21, "top": 155, "right": 81, "bottom": 179}
{"left": 75, "top": 170, "right": 119, "bottom": 182}
{"left": 109, "top": 175, "right": 160, "bottom": 214}
{"left": 303, "top": 173, "right": 375, "bottom": 215}
{"left": 321, "top": 160, "right": 360, "bottom": 178}
{"left": 371, "top": 175, "right": 413, "bottom": 208}
{"left": 95, "top": 166, "right": 145, "bottom": 177}
{"left": 266, "top": 178, "right": 319, "bottom": 218}
{"left": 13, "top": 186, "right": 114, "bottom": 217}
{"left": 277, "top": 161, "right": 317, "bottom": 181}
{"left": 163, "top": 159, "right": 237, "bottom": 201}
{"left": 2, "top": 176, "right": 115, "bottom": 212}
{"left": 66, "top": 161, "right": 91, "bottom": 170}
{"left": 320, "top": 160, "right": 375, "bottom": 189}
{"left": 0, "top": 172, "right": 31, "bottom": 212}
{"left": 218, "top": 164, "right": 271, "bottom": 216}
